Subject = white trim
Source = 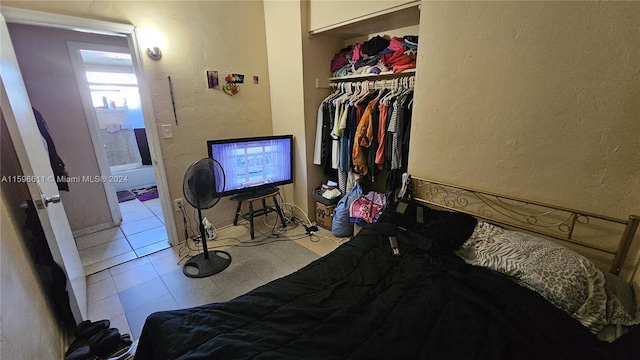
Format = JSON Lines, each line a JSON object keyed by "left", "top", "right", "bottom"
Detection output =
{"left": 2, "top": 6, "right": 178, "bottom": 246}
{"left": 72, "top": 222, "right": 118, "bottom": 238}
{"left": 110, "top": 163, "right": 143, "bottom": 173}
{"left": 129, "top": 27, "right": 179, "bottom": 246}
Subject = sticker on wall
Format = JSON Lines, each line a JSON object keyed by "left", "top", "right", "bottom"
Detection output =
{"left": 207, "top": 70, "right": 219, "bottom": 89}
{"left": 223, "top": 82, "right": 240, "bottom": 96}
{"left": 226, "top": 73, "right": 245, "bottom": 83}
{"left": 222, "top": 73, "right": 244, "bottom": 96}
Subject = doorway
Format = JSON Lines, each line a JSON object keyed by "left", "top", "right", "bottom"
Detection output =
{"left": 66, "top": 42, "right": 170, "bottom": 274}
{"left": 3, "top": 8, "right": 177, "bottom": 277}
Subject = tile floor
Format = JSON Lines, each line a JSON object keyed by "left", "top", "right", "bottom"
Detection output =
{"left": 76, "top": 197, "right": 170, "bottom": 275}
{"left": 84, "top": 215, "right": 345, "bottom": 342}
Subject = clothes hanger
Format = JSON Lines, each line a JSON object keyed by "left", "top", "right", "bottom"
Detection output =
{"left": 334, "top": 81, "right": 353, "bottom": 106}
{"left": 381, "top": 78, "right": 400, "bottom": 106}
{"left": 351, "top": 80, "right": 369, "bottom": 106}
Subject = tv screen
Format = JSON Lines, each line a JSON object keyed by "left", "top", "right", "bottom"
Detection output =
{"left": 207, "top": 135, "right": 294, "bottom": 197}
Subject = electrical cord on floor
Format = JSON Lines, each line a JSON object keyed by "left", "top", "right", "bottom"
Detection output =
{"left": 278, "top": 200, "right": 349, "bottom": 245}
{"left": 175, "top": 197, "right": 340, "bottom": 266}
{"left": 201, "top": 231, "right": 321, "bottom": 251}
{"left": 275, "top": 196, "right": 327, "bottom": 241}
{"left": 175, "top": 219, "right": 345, "bottom": 267}
{"left": 277, "top": 192, "right": 313, "bottom": 227}
{"left": 239, "top": 215, "right": 322, "bottom": 244}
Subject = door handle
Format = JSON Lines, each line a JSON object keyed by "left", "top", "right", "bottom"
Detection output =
{"left": 45, "top": 195, "right": 61, "bottom": 205}
{"left": 34, "top": 195, "right": 61, "bottom": 210}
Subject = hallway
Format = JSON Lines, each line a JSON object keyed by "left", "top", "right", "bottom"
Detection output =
{"left": 75, "top": 196, "right": 169, "bottom": 275}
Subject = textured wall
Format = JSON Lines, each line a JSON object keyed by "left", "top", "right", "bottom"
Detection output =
{"left": 3, "top": 1, "right": 274, "bottom": 229}
{"left": 1, "top": 192, "right": 66, "bottom": 359}
{"left": 411, "top": 1, "right": 639, "bottom": 220}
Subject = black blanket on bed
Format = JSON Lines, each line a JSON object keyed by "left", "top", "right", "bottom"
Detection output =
{"left": 135, "top": 213, "right": 626, "bottom": 359}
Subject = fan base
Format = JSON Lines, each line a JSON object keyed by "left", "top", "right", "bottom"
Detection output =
{"left": 183, "top": 251, "right": 231, "bottom": 278}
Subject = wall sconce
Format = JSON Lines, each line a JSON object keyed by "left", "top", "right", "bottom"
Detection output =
{"left": 147, "top": 47, "right": 162, "bottom": 60}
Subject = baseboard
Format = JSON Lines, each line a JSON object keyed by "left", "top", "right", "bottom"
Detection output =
{"left": 72, "top": 222, "right": 118, "bottom": 238}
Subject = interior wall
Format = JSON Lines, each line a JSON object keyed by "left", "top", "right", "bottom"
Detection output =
{"left": 7, "top": 23, "right": 125, "bottom": 232}
{"left": 2, "top": 1, "right": 274, "bottom": 231}
{"left": 410, "top": 1, "right": 639, "bottom": 221}
{"left": 263, "top": 0, "right": 311, "bottom": 215}
{"left": 264, "top": 0, "right": 364, "bottom": 219}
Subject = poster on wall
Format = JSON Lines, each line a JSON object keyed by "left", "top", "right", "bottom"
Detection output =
{"left": 207, "top": 70, "right": 219, "bottom": 89}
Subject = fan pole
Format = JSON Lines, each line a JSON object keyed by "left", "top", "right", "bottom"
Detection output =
{"left": 198, "top": 208, "right": 209, "bottom": 259}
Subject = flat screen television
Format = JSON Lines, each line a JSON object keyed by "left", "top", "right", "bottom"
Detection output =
{"left": 207, "top": 134, "right": 294, "bottom": 198}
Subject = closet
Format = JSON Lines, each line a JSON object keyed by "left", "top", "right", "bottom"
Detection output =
{"left": 314, "top": 76, "right": 415, "bottom": 194}
{"left": 309, "top": 1, "right": 421, "bottom": 196}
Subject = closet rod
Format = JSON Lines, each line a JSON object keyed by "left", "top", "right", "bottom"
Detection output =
{"left": 330, "top": 76, "right": 415, "bottom": 90}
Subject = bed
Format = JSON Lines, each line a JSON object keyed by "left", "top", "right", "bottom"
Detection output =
{"left": 135, "top": 178, "right": 640, "bottom": 359}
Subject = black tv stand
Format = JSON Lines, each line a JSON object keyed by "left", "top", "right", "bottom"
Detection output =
{"left": 230, "top": 187, "right": 287, "bottom": 239}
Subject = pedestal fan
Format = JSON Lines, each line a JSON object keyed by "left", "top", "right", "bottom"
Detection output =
{"left": 182, "top": 158, "right": 231, "bottom": 278}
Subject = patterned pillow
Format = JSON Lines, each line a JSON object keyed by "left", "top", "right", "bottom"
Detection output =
{"left": 456, "top": 221, "right": 639, "bottom": 333}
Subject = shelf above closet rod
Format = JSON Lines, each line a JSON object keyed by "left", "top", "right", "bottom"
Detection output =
{"left": 329, "top": 68, "right": 416, "bottom": 82}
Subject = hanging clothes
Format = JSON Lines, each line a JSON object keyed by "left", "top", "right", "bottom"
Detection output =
{"left": 313, "top": 103, "right": 324, "bottom": 165}
{"left": 33, "top": 107, "right": 69, "bottom": 191}
{"left": 375, "top": 101, "right": 389, "bottom": 170}
{"left": 352, "top": 99, "right": 376, "bottom": 175}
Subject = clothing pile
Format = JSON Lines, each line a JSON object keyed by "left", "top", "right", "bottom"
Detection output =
{"left": 330, "top": 35, "right": 418, "bottom": 77}
{"left": 350, "top": 191, "right": 387, "bottom": 226}
{"left": 313, "top": 78, "right": 414, "bottom": 195}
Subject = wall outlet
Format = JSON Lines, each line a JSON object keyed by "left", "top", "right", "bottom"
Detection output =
{"left": 174, "top": 198, "right": 184, "bottom": 212}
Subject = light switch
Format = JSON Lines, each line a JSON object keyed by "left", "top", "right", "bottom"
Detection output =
{"left": 162, "top": 124, "right": 173, "bottom": 139}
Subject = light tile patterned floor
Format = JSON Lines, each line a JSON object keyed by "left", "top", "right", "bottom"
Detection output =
{"left": 84, "top": 214, "right": 346, "bottom": 341}
{"left": 76, "top": 197, "right": 169, "bottom": 275}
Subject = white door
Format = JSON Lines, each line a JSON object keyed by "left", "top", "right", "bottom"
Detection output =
{"left": 0, "top": 14, "right": 86, "bottom": 322}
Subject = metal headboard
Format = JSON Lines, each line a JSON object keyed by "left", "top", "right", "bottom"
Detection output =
{"left": 411, "top": 177, "right": 639, "bottom": 275}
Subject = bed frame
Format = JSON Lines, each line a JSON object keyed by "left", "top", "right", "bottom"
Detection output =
{"left": 411, "top": 177, "right": 639, "bottom": 276}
